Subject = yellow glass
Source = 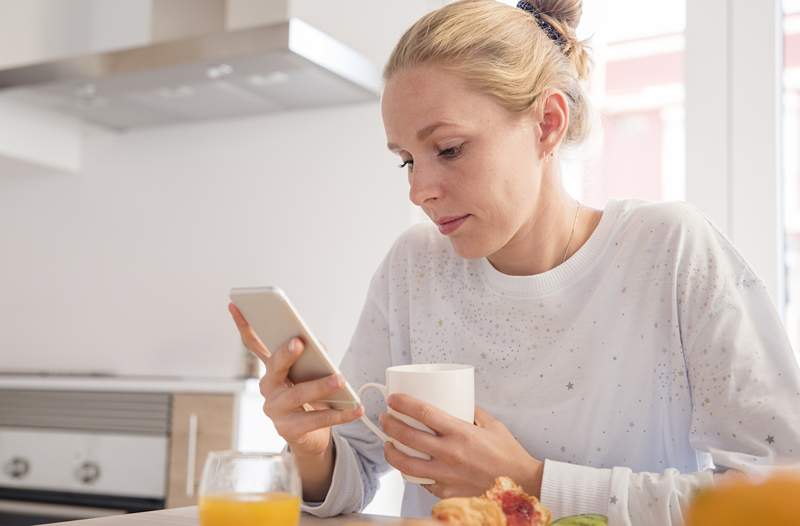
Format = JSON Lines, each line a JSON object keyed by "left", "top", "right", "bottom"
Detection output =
{"left": 198, "top": 451, "right": 302, "bottom": 526}
{"left": 199, "top": 492, "right": 301, "bottom": 526}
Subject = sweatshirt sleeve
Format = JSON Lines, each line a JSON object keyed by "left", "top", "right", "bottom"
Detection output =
{"left": 539, "top": 461, "right": 714, "bottom": 525}
{"left": 541, "top": 205, "right": 800, "bottom": 525}
{"left": 301, "top": 250, "right": 398, "bottom": 516}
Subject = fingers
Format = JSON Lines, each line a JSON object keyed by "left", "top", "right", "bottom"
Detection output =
{"left": 272, "top": 373, "right": 346, "bottom": 413}
{"left": 260, "top": 337, "right": 304, "bottom": 393}
{"left": 474, "top": 406, "right": 498, "bottom": 428}
{"left": 278, "top": 406, "right": 364, "bottom": 442}
{"left": 228, "top": 302, "right": 245, "bottom": 326}
{"left": 425, "top": 483, "right": 447, "bottom": 499}
{"left": 387, "top": 393, "right": 462, "bottom": 435}
{"left": 228, "top": 302, "right": 271, "bottom": 363}
{"left": 383, "top": 441, "right": 443, "bottom": 483}
{"left": 425, "top": 482, "right": 473, "bottom": 500}
{"left": 425, "top": 482, "right": 465, "bottom": 500}
{"left": 380, "top": 413, "right": 440, "bottom": 457}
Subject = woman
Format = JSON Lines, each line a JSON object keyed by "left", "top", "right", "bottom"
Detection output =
{"left": 229, "top": 0, "right": 800, "bottom": 524}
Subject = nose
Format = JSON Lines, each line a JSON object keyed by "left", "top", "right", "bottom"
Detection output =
{"left": 408, "top": 163, "right": 443, "bottom": 206}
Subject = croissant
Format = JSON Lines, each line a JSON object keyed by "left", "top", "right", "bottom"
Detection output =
{"left": 432, "top": 476, "right": 551, "bottom": 526}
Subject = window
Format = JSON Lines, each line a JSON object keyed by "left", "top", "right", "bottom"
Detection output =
{"left": 561, "top": 0, "right": 686, "bottom": 209}
{"left": 784, "top": 0, "right": 800, "bottom": 352}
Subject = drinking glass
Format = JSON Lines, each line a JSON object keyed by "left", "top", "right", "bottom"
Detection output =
{"left": 198, "top": 450, "right": 302, "bottom": 526}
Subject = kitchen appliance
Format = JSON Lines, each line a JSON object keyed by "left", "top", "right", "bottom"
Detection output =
{"left": 0, "top": 5, "right": 381, "bottom": 130}
{"left": 0, "top": 389, "right": 170, "bottom": 525}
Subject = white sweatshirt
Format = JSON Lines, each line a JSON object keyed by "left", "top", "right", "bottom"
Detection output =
{"left": 302, "top": 199, "right": 800, "bottom": 525}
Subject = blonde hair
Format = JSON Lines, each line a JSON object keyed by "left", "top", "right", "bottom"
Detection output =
{"left": 384, "top": 0, "right": 592, "bottom": 145}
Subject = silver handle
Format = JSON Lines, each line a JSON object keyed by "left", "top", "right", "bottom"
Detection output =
{"left": 0, "top": 499, "right": 123, "bottom": 519}
{"left": 186, "top": 413, "right": 198, "bottom": 498}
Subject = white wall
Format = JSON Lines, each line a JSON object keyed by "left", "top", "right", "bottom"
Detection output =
{"left": 0, "top": 101, "right": 412, "bottom": 377}
{"left": 0, "top": 0, "right": 446, "bottom": 377}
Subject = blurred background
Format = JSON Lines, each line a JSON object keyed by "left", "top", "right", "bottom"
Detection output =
{"left": 0, "top": 0, "right": 796, "bottom": 522}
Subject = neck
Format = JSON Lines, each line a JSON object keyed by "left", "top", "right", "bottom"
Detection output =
{"left": 486, "top": 170, "right": 596, "bottom": 277}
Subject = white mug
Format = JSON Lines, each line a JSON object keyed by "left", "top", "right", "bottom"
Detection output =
{"left": 358, "top": 363, "right": 474, "bottom": 485}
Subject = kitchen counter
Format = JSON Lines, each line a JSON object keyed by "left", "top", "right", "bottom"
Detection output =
{"left": 47, "top": 507, "right": 437, "bottom": 525}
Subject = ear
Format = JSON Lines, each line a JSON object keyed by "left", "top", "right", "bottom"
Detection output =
{"left": 535, "top": 90, "right": 569, "bottom": 159}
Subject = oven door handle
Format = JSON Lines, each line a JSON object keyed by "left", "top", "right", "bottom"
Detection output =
{"left": 0, "top": 498, "right": 123, "bottom": 519}
{"left": 186, "top": 413, "right": 199, "bottom": 498}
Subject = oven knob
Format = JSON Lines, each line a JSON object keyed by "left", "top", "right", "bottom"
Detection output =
{"left": 76, "top": 461, "right": 101, "bottom": 484}
{"left": 4, "top": 457, "right": 29, "bottom": 479}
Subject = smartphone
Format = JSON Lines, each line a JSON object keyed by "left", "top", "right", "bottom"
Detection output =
{"left": 229, "top": 286, "right": 360, "bottom": 410}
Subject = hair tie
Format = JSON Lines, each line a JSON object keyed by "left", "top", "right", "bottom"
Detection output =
{"left": 516, "top": 1, "right": 567, "bottom": 49}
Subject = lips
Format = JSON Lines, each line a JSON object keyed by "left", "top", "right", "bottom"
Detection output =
{"left": 436, "top": 214, "right": 470, "bottom": 235}
{"left": 435, "top": 214, "right": 470, "bottom": 226}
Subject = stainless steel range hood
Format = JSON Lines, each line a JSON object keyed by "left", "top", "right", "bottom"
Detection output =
{"left": 0, "top": 16, "right": 382, "bottom": 131}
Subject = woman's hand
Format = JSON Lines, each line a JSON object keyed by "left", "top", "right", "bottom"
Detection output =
{"left": 380, "top": 394, "right": 543, "bottom": 500}
{"left": 228, "top": 302, "right": 364, "bottom": 457}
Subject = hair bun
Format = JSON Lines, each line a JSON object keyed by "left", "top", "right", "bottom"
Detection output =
{"left": 530, "top": 0, "right": 591, "bottom": 80}
{"left": 530, "top": 0, "right": 582, "bottom": 31}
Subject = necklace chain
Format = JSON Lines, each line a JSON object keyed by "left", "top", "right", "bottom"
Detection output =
{"left": 561, "top": 201, "right": 581, "bottom": 265}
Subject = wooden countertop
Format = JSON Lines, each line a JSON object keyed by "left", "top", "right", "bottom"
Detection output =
{"left": 47, "top": 506, "right": 438, "bottom": 526}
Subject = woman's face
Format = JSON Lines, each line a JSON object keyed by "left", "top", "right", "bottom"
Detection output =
{"left": 382, "top": 65, "right": 546, "bottom": 260}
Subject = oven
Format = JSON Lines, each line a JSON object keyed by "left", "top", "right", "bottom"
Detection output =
{"left": 0, "top": 390, "right": 170, "bottom": 526}
{"left": 0, "top": 493, "right": 127, "bottom": 526}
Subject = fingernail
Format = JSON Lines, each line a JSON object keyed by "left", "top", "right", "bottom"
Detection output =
{"left": 328, "top": 374, "right": 341, "bottom": 388}
{"left": 379, "top": 413, "right": 386, "bottom": 425}
{"left": 289, "top": 338, "right": 301, "bottom": 352}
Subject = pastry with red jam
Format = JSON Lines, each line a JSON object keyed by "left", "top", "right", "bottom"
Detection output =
{"left": 432, "top": 476, "right": 551, "bottom": 526}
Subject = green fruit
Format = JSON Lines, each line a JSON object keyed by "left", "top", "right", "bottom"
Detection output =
{"left": 551, "top": 514, "right": 608, "bottom": 526}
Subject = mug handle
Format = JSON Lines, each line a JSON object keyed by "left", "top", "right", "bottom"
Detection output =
{"left": 357, "top": 382, "right": 390, "bottom": 443}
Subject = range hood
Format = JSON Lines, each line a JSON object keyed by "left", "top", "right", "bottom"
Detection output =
{"left": 0, "top": 16, "right": 382, "bottom": 130}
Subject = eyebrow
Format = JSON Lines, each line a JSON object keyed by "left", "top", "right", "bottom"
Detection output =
{"left": 386, "top": 121, "right": 457, "bottom": 152}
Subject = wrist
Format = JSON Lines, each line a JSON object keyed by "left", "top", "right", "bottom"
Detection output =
{"left": 519, "top": 455, "right": 544, "bottom": 499}
{"left": 293, "top": 438, "right": 336, "bottom": 502}
{"left": 291, "top": 437, "right": 334, "bottom": 463}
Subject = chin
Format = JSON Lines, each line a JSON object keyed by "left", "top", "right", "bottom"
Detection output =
{"left": 448, "top": 236, "right": 493, "bottom": 260}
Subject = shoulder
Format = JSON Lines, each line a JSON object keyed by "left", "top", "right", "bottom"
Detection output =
{"left": 614, "top": 199, "right": 711, "bottom": 232}
{"left": 612, "top": 199, "right": 725, "bottom": 250}
{"left": 612, "top": 199, "right": 753, "bottom": 278}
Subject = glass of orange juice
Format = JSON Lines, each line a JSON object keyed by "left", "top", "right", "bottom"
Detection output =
{"left": 198, "top": 451, "right": 302, "bottom": 526}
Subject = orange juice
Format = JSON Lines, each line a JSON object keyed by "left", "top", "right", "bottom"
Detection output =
{"left": 199, "top": 492, "right": 301, "bottom": 526}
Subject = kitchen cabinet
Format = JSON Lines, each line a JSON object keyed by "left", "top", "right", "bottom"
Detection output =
{"left": 166, "top": 393, "right": 236, "bottom": 508}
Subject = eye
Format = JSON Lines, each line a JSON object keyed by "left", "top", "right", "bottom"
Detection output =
{"left": 438, "top": 145, "right": 463, "bottom": 159}
{"left": 398, "top": 159, "right": 414, "bottom": 169}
